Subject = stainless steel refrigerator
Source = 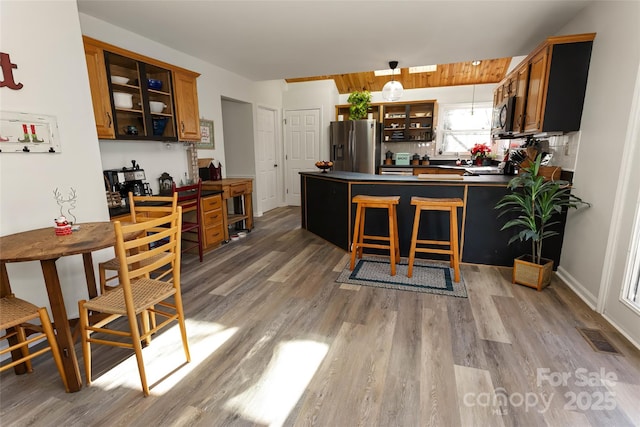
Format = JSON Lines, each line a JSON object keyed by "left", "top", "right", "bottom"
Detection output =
{"left": 329, "top": 119, "right": 381, "bottom": 174}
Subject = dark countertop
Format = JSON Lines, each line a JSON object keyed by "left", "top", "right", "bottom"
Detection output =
{"left": 300, "top": 170, "right": 515, "bottom": 185}
{"left": 109, "top": 189, "right": 223, "bottom": 218}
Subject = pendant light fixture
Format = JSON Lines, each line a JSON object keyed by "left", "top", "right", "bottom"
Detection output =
{"left": 471, "top": 84, "right": 476, "bottom": 115}
{"left": 382, "top": 61, "right": 404, "bottom": 101}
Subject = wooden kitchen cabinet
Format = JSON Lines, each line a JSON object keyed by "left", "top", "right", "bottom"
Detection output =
{"left": 82, "top": 36, "right": 201, "bottom": 142}
{"left": 382, "top": 100, "right": 437, "bottom": 143}
{"left": 523, "top": 48, "right": 548, "bottom": 132}
{"left": 512, "top": 64, "right": 529, "bottom": 132}
{"left": 335, "top": 103, "right": 382, "bottom": 121}
{"left": 84, "top": 41, "right": 115, "bottom": 139}
{"left": 201, "top": 193, "right": 224, "bottom": 249}
{"left": 493, "top": 33, "right": 595, "bottom": 136}
{"left": 173, "top": 70, "right": 201, "bottom": 141}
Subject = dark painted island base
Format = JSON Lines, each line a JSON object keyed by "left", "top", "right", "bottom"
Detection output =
{"left": 300, "top": 171, "right": 569, "bottom": 268}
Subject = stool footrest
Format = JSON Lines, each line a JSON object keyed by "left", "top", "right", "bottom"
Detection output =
{"left": 357, "top": 243, "right": 396, "bottom": 251}
{"left": 415, "top": 239, "right": 451, "bottom": 246}
{"left": 414, "top": 247, "right": 454, "bottom": 256}
{"left": 362, "top": 234, "right": 392, "bottom": 242}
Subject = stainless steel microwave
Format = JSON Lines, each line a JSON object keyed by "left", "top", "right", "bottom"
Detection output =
{"left": 492, "top": 96, "right": 516, "bottom": 136}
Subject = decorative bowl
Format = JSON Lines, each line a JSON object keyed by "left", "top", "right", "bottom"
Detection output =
{"left": 111, "top": 75, "right": 129, "bottom": 85}
{"left": 315, "top": 160, "right": 334, "bottom": 173}
{"left": 113, "top": 92, "right": 133, "bottom": 109}
{"left": 147, "top": 79, "right": 163, "bottom": 90}
{"left": 414, "top": 112, "right": 426, "bottom": 117}
{"left": 149, "top": 101, "right": 167, "bottom": 113}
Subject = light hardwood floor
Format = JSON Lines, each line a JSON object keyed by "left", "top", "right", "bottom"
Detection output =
{"left": 1, "top": 206, "right": 639, "bottom": 426}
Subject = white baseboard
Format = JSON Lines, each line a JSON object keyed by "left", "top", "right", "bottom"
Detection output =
{"left": 556, "top": 266, "right": 598, "bottom": 309}
{"left": 601, "top": 313, "right": 640, "bottom": 350}
{"left": 556, "top": 267, "right": 640, "bottom": 351}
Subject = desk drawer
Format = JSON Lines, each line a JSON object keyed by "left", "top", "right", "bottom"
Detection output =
{"left": 201, "top": 195, "right": 222, "bottom": 211}
{"left": 230, "top": 183, "right": 247, "bottom": 197}
{"left": 203, "top": 209, "right": 223, "bottom": 226}
{"left": 205, "top": 225, "right": 224, "bottom": 246}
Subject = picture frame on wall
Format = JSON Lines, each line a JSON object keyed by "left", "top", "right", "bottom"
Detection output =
{"left": 197, "top": 119, "right": 214, "bottom": 149}
{"left": 0, "top": 111, "right": 62, "bottom": 153}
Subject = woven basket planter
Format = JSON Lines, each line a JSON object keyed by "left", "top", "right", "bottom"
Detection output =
{"left": 512, "top": 255, "right": 554, "bottom": 291}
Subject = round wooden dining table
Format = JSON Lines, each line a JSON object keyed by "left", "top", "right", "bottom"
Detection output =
{"left": 0, "top": 221, "right": 134, "bottom": 392}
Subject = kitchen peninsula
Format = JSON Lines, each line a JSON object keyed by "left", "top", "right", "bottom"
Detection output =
{"left": 300, "top": 171, "right": 569, "bottom": 267}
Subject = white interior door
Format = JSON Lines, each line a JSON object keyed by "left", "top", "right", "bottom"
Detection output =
{"left": 256, "top": 106, "right": 280, "bottom": 214}
{"left": 284, "top": 108, "right": 320, "bottom": 206}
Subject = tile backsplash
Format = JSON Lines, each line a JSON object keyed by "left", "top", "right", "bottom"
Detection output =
{"left": 382, "top": 141, "right": 437, "bottom": 160}
{"left": 545, "top": 132, "right": 579, "bottom": 171}
{"left": 496, "top": 131, "right": 580, "bottom": 171}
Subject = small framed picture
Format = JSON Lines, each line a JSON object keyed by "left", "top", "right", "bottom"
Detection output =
{"left": 197, "top": 119, "right": 214, "bottom": 149}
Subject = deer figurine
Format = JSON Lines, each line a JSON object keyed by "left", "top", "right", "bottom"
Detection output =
{"left": 53, "top": 187, "right": 77, "bottom": 224}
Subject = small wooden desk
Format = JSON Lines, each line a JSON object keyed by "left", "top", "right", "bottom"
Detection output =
{"left": 203, "top": 178, "right": 253, "bottom": 241}
{"left": 0, "top": 222, "right": 137, "bottom": 392}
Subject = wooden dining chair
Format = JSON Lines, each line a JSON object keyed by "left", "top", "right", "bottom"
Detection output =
{"left": 99, "top": 192, "right": 178, "bottom": 294}
{"left": 0, "top": 294, "right": 70, "bottom": 392}
{"left": 78, "top": 207, "right": 190, "bottom": 397}
{"left": 172, "top": 179, "right": 204, "bottom": 262}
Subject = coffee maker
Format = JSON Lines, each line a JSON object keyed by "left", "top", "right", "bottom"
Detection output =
{"left": 103, "top": 160, "right": 152, "bottom": 199}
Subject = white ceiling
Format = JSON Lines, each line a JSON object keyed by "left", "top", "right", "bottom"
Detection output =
{"left": 76, "top": 0, "right": 594, "bottom": 81}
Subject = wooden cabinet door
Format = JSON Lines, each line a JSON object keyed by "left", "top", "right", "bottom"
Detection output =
{"left": 495, "top": 85, "right": 503, "bottom": 104}
{"left": 84, "top": 41, "right": 115, "bottom": 139}
{"left": 173, "top": 70, "right": 201, "bottom": 141}
{"left": 524, "top": 48, "right": 549, "bottom": 133}
{"left": 512, "top": 64, "right": 529, "bottom": 133}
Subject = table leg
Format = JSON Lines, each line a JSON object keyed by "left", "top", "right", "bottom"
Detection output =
{"left": 1, "top": 262, "right": 28, "bottom": 375}
{"left": 40, "top": 259, "right": 82, "bottom": 392}
{"left": 244, "top": 193, "right": 253, "bottom": 231}
{"left": 82, "top": 253, "right": 98, "bottom": 299}
{"left": 221, "top": 198, "right": 230, "bottom": 242}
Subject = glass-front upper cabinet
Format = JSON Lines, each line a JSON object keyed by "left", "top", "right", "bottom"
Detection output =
{"left": 105, "top": 52, "right": 176, "bottom": 141}
{"left": 382, "top": 101, "right": 436, "bottom": 143}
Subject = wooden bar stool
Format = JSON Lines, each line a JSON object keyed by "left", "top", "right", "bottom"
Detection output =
{"left": 407, "top": 197, "right": 464, "bottom": 282}
{"left": 350, "top": 195, "right": 401, "bottom": 276}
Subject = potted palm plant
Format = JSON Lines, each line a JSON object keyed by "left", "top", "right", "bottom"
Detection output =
{"left": 495, "top": 154, "right": 590, "bottom": 291}
{"left": 347, "top": 90, "right": 371, "bottom": 120}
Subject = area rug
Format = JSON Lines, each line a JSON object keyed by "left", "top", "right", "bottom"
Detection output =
{"left": 336, "top": 256, "right": 467, "bottom": 298}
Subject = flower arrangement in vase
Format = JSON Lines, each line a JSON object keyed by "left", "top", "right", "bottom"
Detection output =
{"left": 470, "top": 143, "right": 491, "bottom": 166}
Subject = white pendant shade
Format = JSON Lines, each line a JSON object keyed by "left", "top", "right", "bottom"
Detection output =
{"left": 382, "top": 80, "right": 404, "bottom": 101}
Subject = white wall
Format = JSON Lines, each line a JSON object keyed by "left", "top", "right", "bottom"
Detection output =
{"left": 222, "top": 99, "right": 256, "bottom": 178}
{"left": 100, "top": 140, "right": 191, "bottom": 194}
{"left": 554, "top": 1, "right": 640, "bottom": 345}
{"left": 0, "top": 1, "right": 109, "bottom": 312}
{"left": 283, "top": 80, "right": 339, "bottom": 160}
{"left": 554, "top": 2, "right": 640, "bottom": 304}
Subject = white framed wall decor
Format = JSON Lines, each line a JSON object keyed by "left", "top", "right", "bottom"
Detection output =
{"left": 0, "top": 111, "right": 61, "bottom": 153}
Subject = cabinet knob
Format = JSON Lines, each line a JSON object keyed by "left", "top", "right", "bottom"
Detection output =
{"left": 106, "top": 112, "right": 112, "bottom": 127}
{"left": 181, "top": 121, "right": 185, "bottom": 132}
{"left": 274, "top": 164, "right": 278, "bottom": 168}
